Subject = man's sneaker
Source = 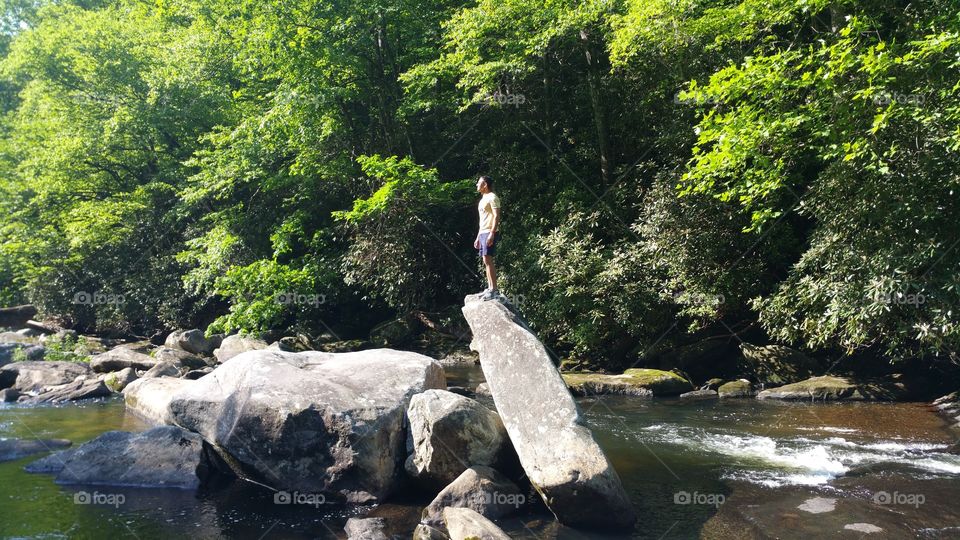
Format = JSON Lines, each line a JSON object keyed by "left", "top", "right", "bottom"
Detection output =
{"left": 479, "top": 289, "right": 499, "bottom": 301}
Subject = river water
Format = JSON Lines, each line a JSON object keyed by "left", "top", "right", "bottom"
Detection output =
{"left": 1, "top": 363, "right": 958, "bottom": 539}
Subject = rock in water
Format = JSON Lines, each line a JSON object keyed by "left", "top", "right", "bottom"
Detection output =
{"left": 405, "top": 389, "right": 514, "bottom": 488}
{"left": 0, "top": 438, "right": 71, "bottom": 462}
{"left": 344, "top": 517, "right": 389, "bottom": 540}
{"left": 421, "top": 466, "right": 524, "bottom": 527}
{"left": 123, "top": 377, "right": 197, "bottom": 425}
{"left": 50, "top": 426, "right": 208, "bottom": 489}
{"left": 168, "top": 348, "right": 445, "bottom": 503}
{"left": 461, "top": 296, "right": 636, "bottom": 530}
{"left": 0, "top": 361, "right": 91, "bottom": 391}
{"left": 442, "top": 507, "right": 511, "bottom": 540}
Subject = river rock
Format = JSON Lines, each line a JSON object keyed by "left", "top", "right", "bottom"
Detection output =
{"left": 405, "top": 390, "right": 514, "bottom": 488}
{"left": 562, "top": 368, "right": 693, "bottom": 397}
{"left": 49, "top": 426, "right": 208, "bottom": 488}
{"left": 739, "top": 343, "right": 820, "bottom": 386}
{"left": 344, "top": 517, "right": 388, "bottom": 540}
{"left": 442, "top": 507, "right": 510, "bottom": 540}
{"left": 718, "top": 379, "right": 755, "bottom": 398}
{"left": 680, "top": 389, "right": 718, "bottom": 399}
{"left": 213, "top": 334, "right": 268, "bottom": 363}
{"left": 0, "top": 388, "right": 21, "bottom": 402}
{"left": 475, "top": 382, "right": 491, "bottom": 397}
{"left": 0, "top": 361, "right": 91, "bottom": 391}
{"left": 413, "top": 524, "right": 447, "bottom": 540}
{"left": 0, "top": 438, "right": 71, "bottom": 462}
{"left": 100, "top": 367, "right": 138, "bottom": 392}
{"left": 141, "top": 360, "right": 182, "bottom": 379}
{"left": 23, "top": 448, "right": 78, "bottom": 473}
{"left": 461, "top": 296, "right": 636, "bottom": 530}
{"left": 168, "top": 348, "right": 445, "bottom": 503}
{"left": 757, "top": 376, "right": 904, "bottom": 401}
{"left": 153, "top": 347, "right": 209, "bottom": 369}
{"left": 165, "top": 329, "right": 223, "bottom": 356}
{"left": 31, "top": 377, "right": 112, "bottom": 403}
{"left": 422, "top": 466, "right": 524, "bottom": 527}
{"left": 123, "top": 377, "right": 197, "bottom": 425}
{"left": 90, "top": 347, "right": 158, "bottom": 373}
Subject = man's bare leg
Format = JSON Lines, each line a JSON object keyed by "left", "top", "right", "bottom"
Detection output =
{"left": 483, "top": 255, "right": 498, "bottom": 292}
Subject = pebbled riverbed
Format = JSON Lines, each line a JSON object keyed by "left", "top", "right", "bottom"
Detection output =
{"left": 1, "top": 364, "right": 958, "bottom": 539}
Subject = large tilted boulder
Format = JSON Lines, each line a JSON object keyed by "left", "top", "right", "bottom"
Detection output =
{"left": 405, "top": 389, "right": 515, "bottom": 488}
{"left": 461, "top": 296, "right": 636, "bottom": 530}
{"left": 213, "top": 334, "right": 268, "bottom": 363}
{"left": 0, "top": 361, "right": 91, "bottom": 391}
{"left": 29, "top": 426, "right": 209, "bottom": 489}
{"left": 90, "top": 347, "right": 159, "bottom": 373}
{"left": 167, "top": 348, "right": 446, "bottom": 503}
{"left": 164, "top": 329, "right": 223, "bottom": 356}
{"left": 123, "top": 377, "right": 197, "bottom": 425}
{"left": 442, "top": 507, "right": 511, "bottom": 540}
{"left": 422, "top": 466, "right": 524, "bottom": 527}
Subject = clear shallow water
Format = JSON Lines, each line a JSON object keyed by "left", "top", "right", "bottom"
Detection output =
{"left": 1, "top": 367, "right": 959, "bottom": 539}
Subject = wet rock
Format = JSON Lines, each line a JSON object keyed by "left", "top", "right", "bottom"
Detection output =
{"left": 100, "top": 367, "right": 138, "bottom": 392}
{"left": 442, "top": 507, "right": 510, "bottom": 540}
{"left": 718, "top": 379, "right": 755, "bottom": 398}
{"left": 844, "top": 523, "right": 883, "bottom": 534}
{"left": 48, "top": 426, "right": 208, "bottom": 489}
{"left": 213, "top": 334, "right": 268, "bottom": 363}
{"left": 169, "top": 348, "right": 445, "bottom": 503}
{"left": 123, "top": 377, "right": 197, "bottom": 425}
{"left": 0, "top": 361, "right": 91, "bottom": 391}
{"left": 462, "top": 296, "right": 635, "bottom": 530}
{"left": 421, "top": 466, "right": 524, "bottom": 527}
{"left": 90, "top": 347, "right": 158, "bottom": 373}
{"left": 165, "top": 329, "right": 223, "bottom": 356}
{"left": 23, "top": 448, "right": 78, "bottom": 473}
{"left": 344, "top": 517, "right": 388, "bottom": 540}
{"left": 563, "top": 368, "right": 692, "bottom": 397}
{"left": 797, "top": 497, "right": 836, "bottom": 514}
{"left": 0, "top": 438, "right": 71, "bottom": 462}
{"left": 405, "top": 390, "right": 514, "bottom": 488}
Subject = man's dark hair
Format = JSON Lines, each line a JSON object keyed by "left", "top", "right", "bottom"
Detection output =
{"left": 480, "top": 175, "right": 493, "bottom": 190}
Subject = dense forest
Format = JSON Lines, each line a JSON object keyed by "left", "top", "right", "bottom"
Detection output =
{"left": 0, "top": 0, "right": 957, "bottom": 371}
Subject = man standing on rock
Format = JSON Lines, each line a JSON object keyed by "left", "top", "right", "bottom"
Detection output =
{"left": 473, "top": 176, "right": 501, "bottom": 300}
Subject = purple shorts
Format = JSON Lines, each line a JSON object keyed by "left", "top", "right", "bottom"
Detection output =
{"left": 478, "top": 232, "right": 497, "bottom": 256}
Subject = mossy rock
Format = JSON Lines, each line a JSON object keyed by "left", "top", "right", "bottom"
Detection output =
{"left": 757, "top": 375, "right": 904, "bottom": 401}
{"left": 717, "top": 379, "right": 755, "bottom": 398}
{"left": 563, "top": 368, "right": 693, "bottom": 397}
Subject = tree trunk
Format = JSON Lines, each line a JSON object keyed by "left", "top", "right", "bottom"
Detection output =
{"left": 579, "top": 28, "right": 612, "bottom": 188}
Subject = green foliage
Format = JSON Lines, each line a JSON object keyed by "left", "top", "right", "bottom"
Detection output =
{"left": 43, "top": 333, "right": 90, "bottom": 363}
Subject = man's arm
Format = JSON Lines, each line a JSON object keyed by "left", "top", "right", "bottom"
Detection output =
{"left": 486, "top": 207, "right": 501, "bottom": 246}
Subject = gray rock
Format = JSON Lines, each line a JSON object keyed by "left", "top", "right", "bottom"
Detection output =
{"left": 213, "top": 334, "right": 268, "bottom": 363}
{"left": 0, "top": 361, "right": 91, "bottom": 391}
{"left": 31, "top": 378, "right": 112, "bottom": 403}
{"left": 164, "top": 329, "right": 223, "bottom": 356}
{"left": 153, "top": 347, "right": 207, "bottom": 369}
{"left": 141, "top": 361, "right": 182, "bottom": 379}
{"left": 344, "top": 517, "right": 388, "bottom": 540}
{"left": 413, "top": 524, "right": 446, "bottom": 540}
{"left": 680, "top": 389, "right": 718, "bottom": 399}
{"left": 0, "top": 438, "right": 72, "bottom": 462}
{"left": 90, "top": 347, "right": 159, "bottom": 373}
{"left": 24, "top": 448, "right": 78, "bottom": 473}
{"left": 168, "top": 348, "right": 445, "bottom": 503}
{"left": 0, "top": 331, "right": 34, "bottom": 345}
{"left": 757, "top": 376, "right": 904, "bottom": 401}
{"left": 422, "top": 466, "right": 524, "bottom": 527}
{"left": 475, "top": 382, "right": 491, "bottom": 397}
{"left": 100, "top": 367, "right": 138, "bottom": 392}
{"left": 442, "top": 507, "right": 510, "bottom": 540}
{"left": 123, "top": 377, "right": 197, "bottom": 425}
{"left": 461, "top": 296, "right": 635, "bottom": 530}
{"left": 50, "top": 426, "right": 208, "bottom": 489}
{"left": 405, "top": 390, "right": 514, "bottom": 488}
{"left": 718, "top": 379, "right": 755, "bottom": 398}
